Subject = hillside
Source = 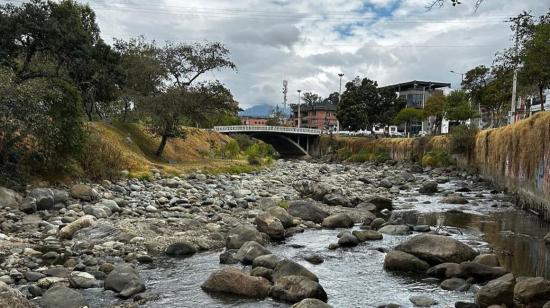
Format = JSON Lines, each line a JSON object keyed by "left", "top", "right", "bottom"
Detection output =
{"left": 80, "top": 122, "right": 257, "bottom": 179}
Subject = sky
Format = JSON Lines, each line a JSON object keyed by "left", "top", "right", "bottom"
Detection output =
{"left": 85, "top": 0, "right": 548, "bottom": 109}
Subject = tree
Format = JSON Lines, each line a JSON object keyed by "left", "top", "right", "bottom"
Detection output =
{"left": 323, "top": 92, "right": 340, "bottom": 105}
{"left": 521, "top": 21, "right": 550, "bottom": 111}
{"left": 141, "top": 82, "right": 238, "bottom": 157}
{"left": 394, "top": 108, "right": 425, "bottom": 136}
{"left": 445, "top": 90, "right": 477, "bottom": 123}
{"left": 462, "top": 65, "right": 490, "bottom": 109}
{"left": 301, "top": 92, "right": 322, "bottom": 106}
{"left": 337, "top": 77, "right": 405, "bottom": 137}
{"left": 266, "top": 105, "right": 286, "bottom": 126}
{"left": 424, "top": 93, "right": 447, "bottom": 134}
{"left": 159, "top": 41, "right": 235, "bottom": 88}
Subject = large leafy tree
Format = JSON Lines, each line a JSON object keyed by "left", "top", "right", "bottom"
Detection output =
{"left": 337, "top": 77, "right": 405, "bottom": 136}
{"left": 445, "top": 90, "right": 477, "bottom": 123}
{"left": 394, "top": 108, "right": 425, "bottom": 136}
{"left": 521, "top": 20, "right": 550, "bottom": 111}
{"left": 141, "top": 81, "right": 238, "bottom": 156}
{"left": 301, "top": 92, "right": 323, "bottom": 106}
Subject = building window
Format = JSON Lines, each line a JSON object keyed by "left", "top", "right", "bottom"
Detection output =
{"left": 407, "top": 94, "right": 423, "bottom": 108}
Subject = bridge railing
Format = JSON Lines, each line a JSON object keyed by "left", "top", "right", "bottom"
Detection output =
{"left": 214, "top": 125, "right": 321, "bottom": 135}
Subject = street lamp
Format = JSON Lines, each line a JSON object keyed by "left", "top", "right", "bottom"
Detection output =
{"left": 450, "top": 70, "right": 464, "bottom": 85}
{"left": 337, "top": 73, "right": 344, "bottom": 132}
{"left": 297, "top": 89, "right": 302, "bottom": 128}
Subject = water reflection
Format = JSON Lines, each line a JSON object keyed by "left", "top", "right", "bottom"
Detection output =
{"left": 402, "top": 209, "right": 550, "bottom": 278}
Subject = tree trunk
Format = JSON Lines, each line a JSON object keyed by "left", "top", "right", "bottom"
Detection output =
{"left": 155, "top": 134, "right": 169, "bottom": 157}
{"left": 540, "top": 85, "right": 545, "bottom": 112}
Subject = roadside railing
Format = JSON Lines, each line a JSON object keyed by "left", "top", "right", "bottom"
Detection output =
{"left": 214, "top": 125, "right": 321, "bottom": 135}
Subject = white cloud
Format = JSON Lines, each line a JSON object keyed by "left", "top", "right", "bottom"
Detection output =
{"left": 89, "top": 0, "right": 548, "bottom": 108}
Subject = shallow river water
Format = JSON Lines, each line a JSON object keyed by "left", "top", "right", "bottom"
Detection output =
{"left": 84, "top": 171, "right": 550, "bottom": 308}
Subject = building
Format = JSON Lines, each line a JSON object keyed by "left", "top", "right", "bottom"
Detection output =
{"left": 291, "top": 103, "right": 338, "bottom": 130}
{"left": 381, "top": 80, "right": 451, "bottom": 135}
{"left": 239, "top": 116, "right": 269, "bottom": 126}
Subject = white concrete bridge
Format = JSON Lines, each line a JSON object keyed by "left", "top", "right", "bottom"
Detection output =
{"left": 213, "top": 125, "right": 321, "bottom": 156}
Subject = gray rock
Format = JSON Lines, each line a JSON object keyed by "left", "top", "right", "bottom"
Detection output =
{"left": 166, "top": 241, "right": 197, "bottom": 257}
{"left": 366, "top": 196, "right": 393, "bottom": 212}
{"left": 29, "top": 188, "right": 54, "bottom": 210}
{"left": 40, "top": 285, "right": 88, "bottom": 308}
{"left": 378, "top": 225, "right": 411, "bottom": 235}
{"left": 441, "top": 195, "right": 468, "bottom": 204}
{"left": 473, "top": 254, "right": 500, "bottom": 267}
{"left": 304, "top": 254, "right": 324, "bottom": 265}
{"left": 475, "top": 273, "right": 515, "bottom": 307}
{"left": 220, "top": 250, "right": 239, "bottom": 264}
{"left": 201, "top": 267, "right": 270, "bottom": 298}
{"left": 273, "top": 259, "right": 318, "bottom": 282}
{"left": 513, "top": 276, "right": 550, "bottom": 306}
{"left": 104, "top": 263, "right": 145, "bottom": 298}
{"left": 321, "top": 213, "right": 354, "bottom": 228}
{"left": 235, "top": 241, "right": 271, "bottom": 264}
{"left": 288, "top": 200, "right": 329, "bottom": 223}
{"left": 323, "top": 193, "right": 352, "bottom": 207}
{"left": 68, "top": 271, "right": 99, "bottom": 289}
{"left": 226, "top": 224, "right": 266, "bottom": 249}
{"left": 440, "top": 278, "right": 469, "bottom": 291}
{"left": 250, "top": 266, "right": 273, "bottom": 281}
{"left": 70, "top": 184, "right": 99, "bottom": 201}
{"left": 292, "top": 298, "right": 333, "bottom": 308}
{"left": 253, "top": 254, "right": 281, "bottom": 269}
{"left": 20, "top": 197, "right": 37, "bottom": 214}
{"left": 384, "top": 250, "right": 430, "bottom": 273}
{"left": 396, "top": 234, "right": 478, "bottom": 264}
{"left": 256, "top": 212, "right": 285, "bottom": 239}
{"left": 267, "top": 206, "right": 294, "bottom": 228}
{"left": 371, "top": 218, "right": 385, "bottom": 230}
{"left": 0, "top": 281, "right": 34, "bottom": 307}
{"left": 419, "top": 181, "right": 438, "bottom": 194}
{"left": 409, "top": 295, "right": 438, "bottom": 307}
{"left": 0, "top": 187, "right": 22, "bottom": 208}
{"left": 338, "top": 233, "right": 359, "bottom": 247}
{"left": 459, "top": 262, "right": 507, "bottom": 282}
{"left": 413, "top": 225, "right": 431, "bottom": 232}
{"left": 352, "top": 230, "right": 383, "bottom": 241}
{"left": 270, "top": 275, "right": 327, "bottom": 303}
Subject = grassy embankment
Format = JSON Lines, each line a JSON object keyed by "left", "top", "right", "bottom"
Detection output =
{"left": 78, "top": 122, "right": 264, "bottom": 181}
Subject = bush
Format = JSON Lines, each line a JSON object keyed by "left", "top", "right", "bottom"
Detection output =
{"left": 221, "top": 139, "right": 240, "bottom": 159}
{"left": 421, "top": 150, "right": 451, "bottom": 167}
{"left": 336, "top": 147, "right": 353, "bottom": 160}
{"left": 450, "top": 125, "right": 478, "bottom": 154}
{"left": 347, "top": 148, "right": 390, "bottom": 163}
{"left": 233, "top": 134, "right": 254, "bottom": 150}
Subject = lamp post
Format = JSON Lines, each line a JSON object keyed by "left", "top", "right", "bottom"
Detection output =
{"left": 337, "top": 73, "right": 344, "bottom": 132}
{"left": 297, "top": 89, "right": 302, "bottom": 128}
{"left": 450, "top": 70, "right": 464, "bottom": 87}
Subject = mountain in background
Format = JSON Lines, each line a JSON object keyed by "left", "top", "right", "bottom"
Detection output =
{"left": 239, "top": 104, "right": 291, "bottom": 117}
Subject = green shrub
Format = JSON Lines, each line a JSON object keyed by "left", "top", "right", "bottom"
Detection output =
{"left": 450, "top": 125, "right": 478, "bottom": 154}
{"left": 336, "top": 147, "right": 353, "bottom": 160}
{"left": 233, "top": 134, "right": 254, "bottom": 150}
{"left": 221, "top": 139, "right": 240, "bottom": 159}
{"left": 421, "top": 150, "right": 451, "bottom": 167}
{"left": 78, "top": 132, "right": 125, "bottom": 181}
{"left": 347, "top": 148, "right": 390, "bottom": 163}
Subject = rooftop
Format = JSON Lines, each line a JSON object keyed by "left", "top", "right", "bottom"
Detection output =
{"left": 381, "top": 80, "right": 451, "bottom": 91}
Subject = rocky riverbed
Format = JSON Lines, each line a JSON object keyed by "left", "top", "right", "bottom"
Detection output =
{"left": 1, "top": 159, "right": 550, "bottom": 307}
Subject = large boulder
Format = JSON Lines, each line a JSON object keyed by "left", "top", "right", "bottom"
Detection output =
{"left": 104, "top": 263, "right": 146, "bottom": 298}
{"left": 58, "top": 215, "right": 96, "bottom": 239}
{"left": 458, "top": 262, "right": 507, "bottom": 282}
{"left": 256, "top": 212, "right": 285, "bottom": 239}
{"left": 293, "top": 181, "right": 331, "bottom": 201}
{"left": 226, "top": 224, "right": 266, "bottom": 249}
{"left": 29, "top": 188, "right": 54, "bottom": 211}
{"left": 267, "top": 206, "right": 294, "bottom": 228}
{"left": 321, "top": 213, "right": 354, "bottom": 229}
{"left": 323, "top": 193, "right": 352, "bottom": 207}
{"left": 288, "top": 201, "right": 329, "bottom": 223}
{"left": 270, "top": 275, "right": 327, "bottom": 303}
{"left": 426, "top": 263, "right": 463, "bottom": 279}
{"left": 0, "top": 281, "right": 33, "bottom": 308}
{"left": 69, "top": 184, "right": 99, "bottom": 201}
{"left": 384, "top": 250, "right": 430, "bottom": 273}
{"left": 165, "top": 241, "right": 197, "bottom": 257}
{"left": 273, "top": 259, "right": 318, "bottom": 282}
{"left": 338, "top": 233, "right": 359, "bottom": 247}
{"left": 40, "top": 285, "right": 88, "bottom": 308}
{"left": 473, "top": 254, "right": 500, "bottom": 267}
{"left": 440, "top": 278, "right": 469, "bottom": 291}
{"left": 0, "top": 187, "right": 22, "bottom": 208}
{"left": 68, "top": 271, "right": 100, "bottom": 289}
{"left": 292, "top": 298, "right": 333, "bottom": 308}
{"left": 419, "top": 181, "right": 438, "bottom": 194}
{"left": 365, "top": 196, "right": 392, "bottom": 212}
{"left": 395, "top": 234, "right": 478, "bottom": 264}
{"left": 253, "top": 254, "right": 281, "bottom": 269}
{"left": 513, "top": 277, "right": 550, "bottom": 307}
{"left": 352, "top": 230, "right": 383, "bottom": 242}
{"left": 235, "top": 241, "right": 271, "bottom": 264}
{"left": 201, "top": 267, "right": 271, "bottom": 298}
{"left": 475, "top": 273, "right": 515, "bottom": 307}
{"left": 378, "top": 225, "right": 411, "bottom": 235}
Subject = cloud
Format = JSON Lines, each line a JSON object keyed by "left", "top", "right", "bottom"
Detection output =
{"left": 90, "top": 0, "right": 548, "bottom": 108}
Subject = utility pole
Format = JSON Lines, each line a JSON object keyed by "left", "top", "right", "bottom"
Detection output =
{"left": 297, "top": 89, "right": 302, "bottom": 128}
{"left": 337, "top": 73, "right": 344, "bottom": 132}
{"left": 510, "top": 17, "right": 520, "bottom": 123}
